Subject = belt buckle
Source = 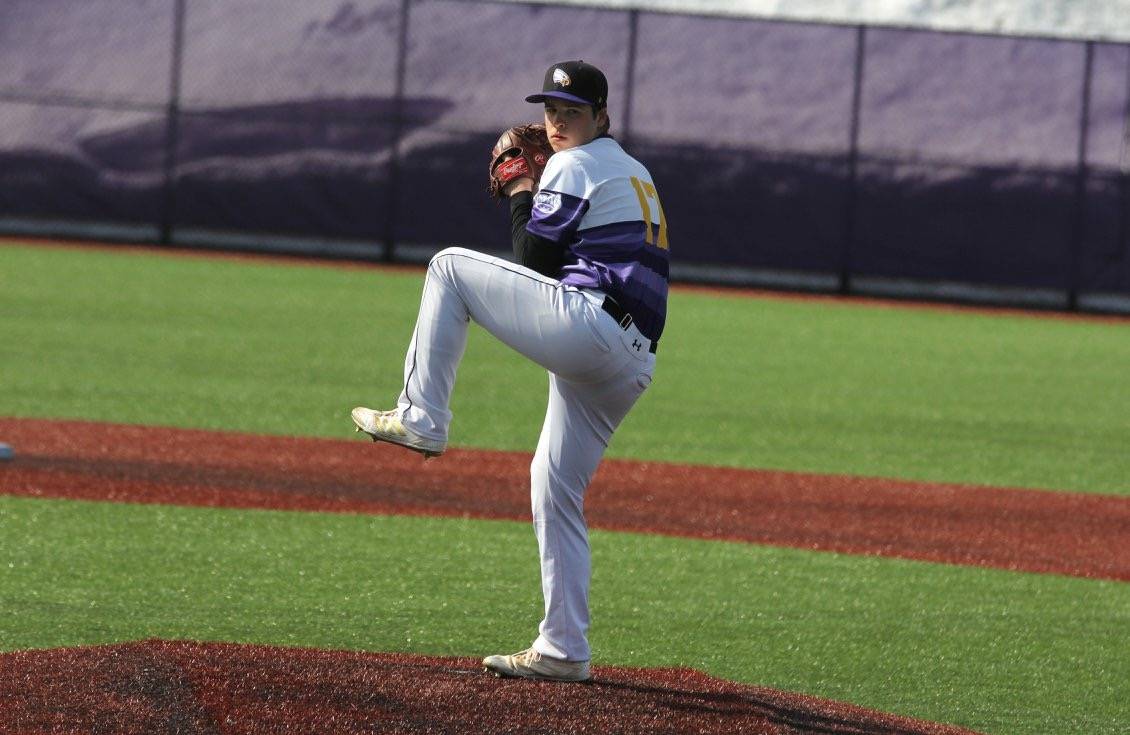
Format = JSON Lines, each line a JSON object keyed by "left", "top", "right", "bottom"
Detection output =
{"left": 618, "top": 312, "right": 633, "bottom": 330}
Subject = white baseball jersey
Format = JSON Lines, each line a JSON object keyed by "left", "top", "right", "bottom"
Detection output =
{"left": 528, "top": 136, "right": 669, "bottom": 343}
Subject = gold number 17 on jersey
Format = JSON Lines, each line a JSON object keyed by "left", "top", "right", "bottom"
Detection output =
{"left": 630, "top": 176, "right": 669, "bottom": 250}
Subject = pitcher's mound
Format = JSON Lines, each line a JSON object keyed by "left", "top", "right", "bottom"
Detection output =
{"left": 2, "top": 639, "right": 980, "bottom": 734}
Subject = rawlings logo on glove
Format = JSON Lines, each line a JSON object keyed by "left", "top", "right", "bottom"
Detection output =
{"left": 488, "top": 124, "right": 554, "bottom": 199}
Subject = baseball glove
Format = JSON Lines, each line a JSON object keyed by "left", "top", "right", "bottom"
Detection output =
{"left": 488, "top": 124, "right": 554, "bottom": 199}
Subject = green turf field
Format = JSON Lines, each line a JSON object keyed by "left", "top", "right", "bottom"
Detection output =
{"left": 2, "top": 243, "right": 1128, "bottom": 494}
{"left": 2, "top": 495, "right": 1126, "bottom": 734}
{"left": 2, "top": 242, "right": 1129, "bottom": 734}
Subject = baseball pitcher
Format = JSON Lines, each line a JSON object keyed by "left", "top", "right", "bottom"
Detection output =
{"left": 352, "top": 60, "right": 669, "bottom": 682}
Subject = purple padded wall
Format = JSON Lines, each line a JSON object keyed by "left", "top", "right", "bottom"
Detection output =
{"left": 172, "top": 0, "right": 404, "bottom": 239}
{"left": 853, "top": 30, "right": 1085, "bottom": 289}
{"left": 0, "top": 0, "right": 1127, "bottom": 300}
{"left": 1080, "top": 43, "right": 1130, "bottom": 294}
{"left": 0, "top": 0, "right": 172, "bottom": 227}
{"left": 630, "top": 15, "right": 857, "bottom": 273}
{"left": 0, "top": 0, "right": 173, "bottom": 103}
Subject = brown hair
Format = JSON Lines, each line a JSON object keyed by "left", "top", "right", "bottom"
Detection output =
{"left": 596, "top": 107, "right": 610, "bottom": 135}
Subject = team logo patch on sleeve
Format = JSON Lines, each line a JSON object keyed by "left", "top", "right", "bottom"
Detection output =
{"left": 534, "top": 191, "right": 562, "bottom": 214}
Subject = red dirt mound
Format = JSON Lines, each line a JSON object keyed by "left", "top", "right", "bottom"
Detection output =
{"left": 2, "top": 417, "right": 1128, "bottom": 580}
{"left": 0, "top": 640, "right": 982, "bottom": 734}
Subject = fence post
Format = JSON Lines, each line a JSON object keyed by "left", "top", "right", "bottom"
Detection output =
{"left": 620, "top": 9, "right": 640, "bottom": 150}
{"left": 160, "top": 0, "right": 187, "bottom": 245}
{"left": 840, "top": 24, "right": 866, "bottom": 295}
{"left": 1118, "top": 43, "right": 1130, "bottom": 276}
{"left": 1068, "top": 40, "right": 1095, "bottom": 311}
{"left": 382, "top": 0, "right": 412, "bottom": 263}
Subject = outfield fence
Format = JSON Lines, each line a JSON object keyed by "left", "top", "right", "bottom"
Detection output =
{"left": 1, "top": 0, "right": 1129, "bottom": 311}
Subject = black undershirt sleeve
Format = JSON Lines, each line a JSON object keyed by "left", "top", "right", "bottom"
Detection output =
{"left": 509, "top": 191, "right": 565, "bottom": 279}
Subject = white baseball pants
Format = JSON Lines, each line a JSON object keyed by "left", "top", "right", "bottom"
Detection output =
{"left": 396, "top": 247, "right": 655, "bottom": 662}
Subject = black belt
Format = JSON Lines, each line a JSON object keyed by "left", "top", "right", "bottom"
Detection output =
{"left": 600, "top": 297, "right": 658, "bottom": 354}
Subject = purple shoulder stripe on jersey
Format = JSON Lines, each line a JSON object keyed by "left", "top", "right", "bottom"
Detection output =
{"left": 570, "top": 236, "right": 670, "bottom": 278}
{"left": 527, "top": 189, "right": 589, "bottom": 243}
{"left": 575, "top": 220, "right": 648, "bottom": 247}
{"left": 570, "top": 220, "right": 670, "bottom": 277}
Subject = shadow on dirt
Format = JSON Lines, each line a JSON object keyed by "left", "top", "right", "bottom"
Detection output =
{"left": 1, "top": 640, "right": 981, "bottom": 734}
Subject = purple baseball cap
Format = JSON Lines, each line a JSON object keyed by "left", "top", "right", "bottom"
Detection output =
{"left": 525, "top": 60, "right": 608, "bottom": 108}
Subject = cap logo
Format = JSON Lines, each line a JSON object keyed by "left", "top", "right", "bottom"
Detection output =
{"left": 552, "top": 68, "right": 571, "bottom": 87}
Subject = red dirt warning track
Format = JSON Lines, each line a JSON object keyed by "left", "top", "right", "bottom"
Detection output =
{"left": 1, "top": 417, "right": 1127, "bottom": 581}
{"left": 1, "top": 640, "right": 980, "bottom": 734}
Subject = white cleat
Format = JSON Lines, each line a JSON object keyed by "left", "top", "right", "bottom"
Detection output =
{"left": 482, "top": 648, "right": 591, "bottom": 682}
{"left": 351, "top": 407, "right": 445, "bottom": 459}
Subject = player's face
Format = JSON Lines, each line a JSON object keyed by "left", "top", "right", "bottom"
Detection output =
{"left": 544, "top": 100, "right": 606, "bottom": 151}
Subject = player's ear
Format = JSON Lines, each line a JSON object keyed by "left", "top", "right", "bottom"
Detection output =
{"left": 596, "top": 107, "right": 610, "bottom": 134}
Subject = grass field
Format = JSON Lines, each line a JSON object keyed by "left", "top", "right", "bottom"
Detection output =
{"left": 3, "top": 243, "right": 1128, "bottom": 494}
{"left": 2, "top": 242, "right": 1129, "bottom": 734}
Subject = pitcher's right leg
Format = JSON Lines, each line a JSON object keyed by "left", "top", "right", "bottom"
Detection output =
{"left": 528, "top": 361, "right": 650, "bottom": 664}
